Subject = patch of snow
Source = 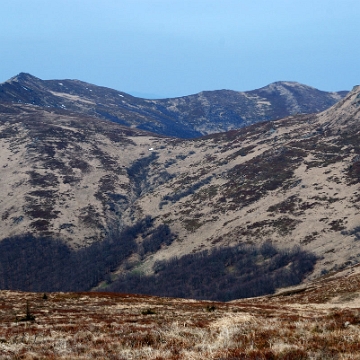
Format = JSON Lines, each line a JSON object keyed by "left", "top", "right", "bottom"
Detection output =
{"left": 118, "top": 94, "right": 124, "bottom": 97}
{"left": 257, "top": 100, "right": 271, "bottom": 106}
{"left": 58, "top": 83, "right": 63, "bottom": 86}
{"left": 280, "top": 81, "right": 303, "bottom": 87}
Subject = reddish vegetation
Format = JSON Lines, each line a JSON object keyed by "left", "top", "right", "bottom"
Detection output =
{"left": 1, "top": 266, "right": 360, "bottom": 359}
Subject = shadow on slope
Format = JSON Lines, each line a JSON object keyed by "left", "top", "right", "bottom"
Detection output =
{"left": 107, "top": 242, "right": 317, "bottom": 301}
{"left": 0, "top": 223, "right": 316, "bottom": 301}
{"left": 0, "top": 217, "right": 173, "bottom": 292}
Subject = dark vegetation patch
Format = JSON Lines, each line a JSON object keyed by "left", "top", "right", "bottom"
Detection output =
{"left": 267, "top": 196, "right": 318, "bottom": 215}
{"left": 192, "top": 184, "right": 218, "bottom": 202}
{"left": 29, "top": 220, "right": 51, "bottom": 231}
{"left": 164, "top": 158, "right": 177, "bottom": 168}
{"left": 69, "top": 158, "right": 91, "bottom": 173}
{"left": 289, "top": 135, "right": 347, "bottom": 169}
{"left": 161, "top": 176, "right": 212, "bottom": 204}
{"left": 301, "top": 232, "right": 319, "bottom": 245}
{"left": 79, "top": 205, "right": 103, "bottom": 229}
{"left": 40, "top": 144, "right": 56, "bottom": 158}
{"left": 225, "top": 145, "right": 257, "bottom": 160}
{"left": 0, "top": 217, "right": 167, "bottom": 292}
{"left": 224, "top": 147, "right": 306, "bottom": 209}
{"left": 43, "top": 158, "right": 70, "bottom": 173}
{"left": 348, "top": 159, "right": 360, "bottom": 185}
{"left": 24, "top": 204, "right": 59, "bottom": 220}
{"left": 182, "top": 217, "right": 203, "bottom": 232}
{"left": 62, "top": 175, "right": 81, "bottom": 184}
{"left": 127, "top": 152, "right": 159, "bottom": 196}
{"left": 27, "top": 189, "right": 56, "bottom": 199}
{"left": 245, "top": 217, "right": 301, "bottom": 237}
{"left": 305, "top": 153, "right": 344, "bottom": 169}
{"left": 310, "top": 195, "right": 341, "bottom": 203}
{"left": 91, "top": 146, "right": 118, "bottom": 171}
{"left": 2, "top": 206, "right": 16, "bottom": 221}
{"left": 140, "top": 224, "right": 176, "bottom": 256}
{"left": 24, "top": 190, "right": 59, "bottom": 224}
{"left": 55, "top": 139, "right": 69, "bottom": 150}
{"left": 106, "top": 193, "right": 128, "bottom": 214}
{"left": 206, "top": 120, "right": 275, "bottom": 147}
{"left": 95, "top": 174, "right": 118, "bottom": 205}
{"left": 0, "top": 104, "right": 22, "bottom": 114}
{"left": 0, "top": 126, "right": 19, "bottom": 139}
{"left": 153, "top": 170, "right": 175, "bottom": 187}
{"left": 24, "top": 120, "right": 87, "bottom": 144}
{"left": 103, "top": 130, "right": 126, "bottom": 143}
{"left": 328, "top": 219, "right": 346, "bottom": 232}
{"left": 108, "top": 242, "right": 317, "bottom": 301}
{"left": 27, "top": 171, "right": 59, "bottom": 188}
{"left": 267, "top": 195, "right": 299, "bottom": 214}
{"left": 329, "top": 132, "right": 360, "bottom": 184}
{"left": 341, "top": 226, "right": 360, "bottom": 241}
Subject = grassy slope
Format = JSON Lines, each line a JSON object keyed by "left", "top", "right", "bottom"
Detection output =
{"left": 0, "top": 87, "right": 359, "bottom": 294}
{"left": 1, "top": 265, "right": 360, "bottom": 359}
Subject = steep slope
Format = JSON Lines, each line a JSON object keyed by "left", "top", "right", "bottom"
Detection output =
{"left": 136, "top": 85, "right": 360, "bottom": 279}
{"left": 154, "top": 81, "right": 347, "bottom": 134}
{"left": 0, "top": 73, "right": 198, "bottom": 138}
{"left": 0, "top": 83, "right": 359, "bottom": 292}
{"left": 0, "top": 73, "right": 347, "bottom": 137}
{"left": 0, "top": 102, "right": 158, "bottom": 248}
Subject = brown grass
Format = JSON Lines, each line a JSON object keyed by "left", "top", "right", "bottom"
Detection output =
{"left": 2, "top": 266, "right": 360, "bottom": 359}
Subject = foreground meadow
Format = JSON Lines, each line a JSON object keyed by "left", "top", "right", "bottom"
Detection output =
{"left": 2, "top": 265, "right": 360, "bottom": 360}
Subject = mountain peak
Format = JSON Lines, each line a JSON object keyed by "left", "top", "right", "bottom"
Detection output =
{"left": 9, "top": 72, "right": 41, "bottom": 83}
{"left": 258, "top": 81, "right": 315, "bottom": 93}
{"left": 0, "top": 73, "right": 349, "bottom": 137}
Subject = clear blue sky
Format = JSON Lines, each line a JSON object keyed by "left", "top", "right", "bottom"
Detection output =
{"left": 1, "top": 0, "right": 359, "bottom": 98}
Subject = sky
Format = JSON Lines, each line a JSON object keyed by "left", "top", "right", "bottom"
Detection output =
{"left": 1, "top": 0, "right": 360, "bottom": 98}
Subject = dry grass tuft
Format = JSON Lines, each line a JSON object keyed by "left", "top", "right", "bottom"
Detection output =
{"left": 2, "top": 268, "right": 360, "bottom": 359}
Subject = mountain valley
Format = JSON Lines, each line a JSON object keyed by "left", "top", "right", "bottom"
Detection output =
{"left": 0, "top": 74, "right": 359, "bottom": 299}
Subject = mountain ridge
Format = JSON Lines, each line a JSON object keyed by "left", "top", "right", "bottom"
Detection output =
{"left": 0, "top": 72, "right": 348, "bottom": 138}
{"left": 0, "top": 74, "right": 359, "bottom": 296}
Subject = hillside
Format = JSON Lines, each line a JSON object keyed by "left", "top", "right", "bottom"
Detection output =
{"left": 0, "top": 75, "right": 358, "bottom": 296}
{"left": 0, "top": 73, "right": 347, "bottom": 137}
{"left": 2, "top": 265, "right": 360, "bottom": 359}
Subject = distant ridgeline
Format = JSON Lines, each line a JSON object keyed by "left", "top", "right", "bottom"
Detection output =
{"left": 0, "top": 220, "right": 316, "bottom": 301}
{"left": 0, "top": 73, "right": 348, "bottom": 138}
